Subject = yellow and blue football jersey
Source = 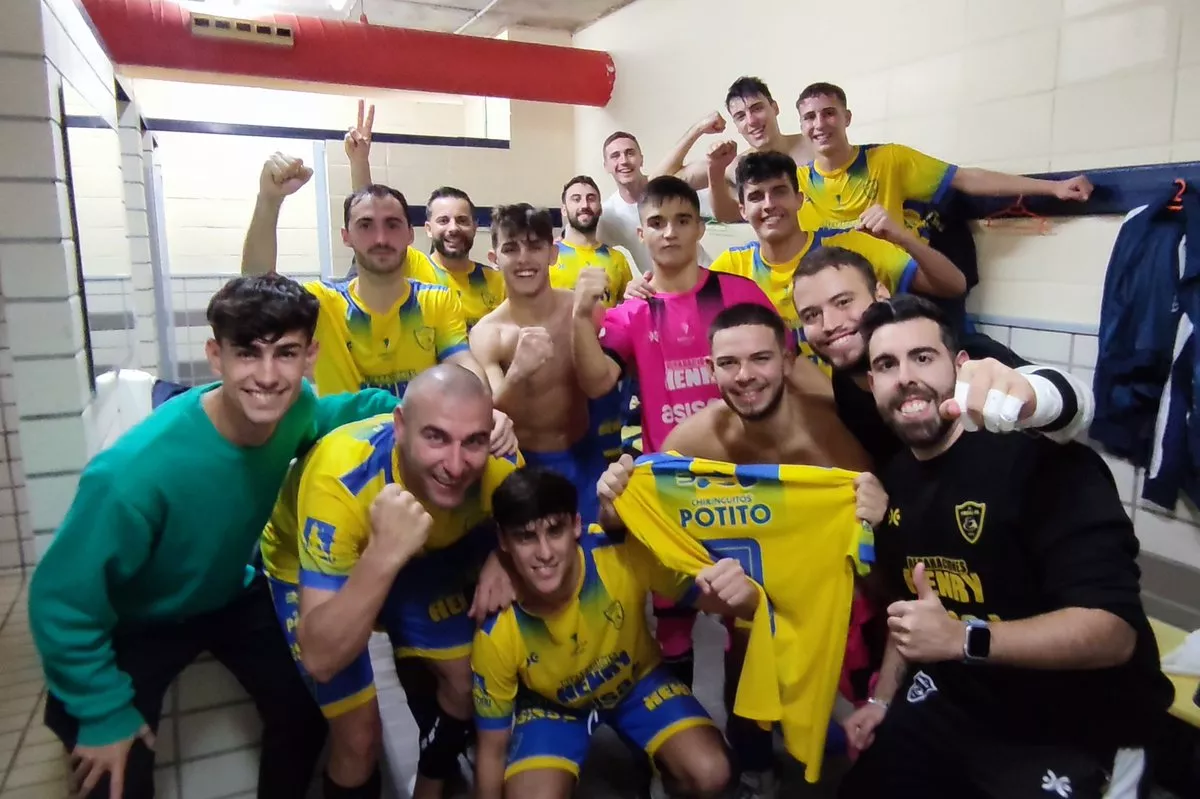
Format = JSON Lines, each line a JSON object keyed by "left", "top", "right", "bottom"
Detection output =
{"left": 551, "top": 242, "right": 633, "bottom": 308}
{"left": 796, "top": 143, "right": 956, "bottom": 237}
{"left": 612, "top": 453, "right": 872, "bottom": 783}
{"left": 294, "top": 415, "right": 521, "bottom": 587}
{"left": 471, "top": 528, "right": 694, "bottom": 728}
{"left": 428, "top": 260, "right": 507, "bottom": 330}
{"left": 304, "top": 277, "right": 469, "bottom": 398}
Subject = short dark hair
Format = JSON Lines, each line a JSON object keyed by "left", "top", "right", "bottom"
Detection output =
{"left": 726, "top": 76, "right": 774, "bottom": 108}
{"left": 490, "top": 203, "right": 555, "bottom": 248}
{"left": 561, "top": 175, "right": 601, "bottom": 203}
{"left": 343, "top": 184, "right": 411, "bottom": 228}
{"left": 708, "top": 303, "right": 788, "bottom": 349}
{"left": 735, "top": 151, "right": 800, "bottom": 202}
{"left": 603, "top": 131, "right": 640, "bottom": 153}
{"left": 796, "top": 82, "right": 848, "bottom": 108}
{"left": 206, "top": 273, "right": 319, "bottom": 348}
{"left": 427, "top": 186, "right": 475, "bottom": 215}
{"left": 794, "top": 246, "right": 878, "bottom": 290}
{"left": 638, "top": 175, "right": 701, "bottom": 216}
{"left": 492, "top": 467, "right": 578, "bottom": 533}
{"left": 859, "top": 294, "right": 958, "bottom": 357}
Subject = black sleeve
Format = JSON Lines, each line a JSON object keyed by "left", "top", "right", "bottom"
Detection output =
{"left": 961, "top": 331, "right": 1030, "bottom": 368}
{"left": 1021, "top": 440, "right": 1145, "bottom": 628}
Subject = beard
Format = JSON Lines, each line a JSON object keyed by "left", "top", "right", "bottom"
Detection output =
{"left": 880, "top": 382, "right": 955, "bottom": 449}
{"left": 353, "top": 245, "right": 406, "bottom": 275}
{"left": 723, "top": 381, "right": 785, "bottom": 423}
{"left": 568, "top": 211, "right": 599, "bottom": 234}
{"left": 432, "top": 232, "right": 472, "bottom": 260}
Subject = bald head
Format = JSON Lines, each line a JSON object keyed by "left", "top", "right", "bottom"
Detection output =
{"left": 404, "top": 364, "right": 491, "bottom": 412}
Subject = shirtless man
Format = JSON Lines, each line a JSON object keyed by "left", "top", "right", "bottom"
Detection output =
{"left": 661, "top": 301, "right": 883, "bottom": 799}
{"left": 469, "top": 204, "right": 607, "bottom": 525}
{"left": 659, "top": 77, "right": 813, "bottom": 224}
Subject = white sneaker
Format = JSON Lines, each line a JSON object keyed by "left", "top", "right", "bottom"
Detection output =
{"left": 733, "top": 770, "right": 778, "bottom": 799}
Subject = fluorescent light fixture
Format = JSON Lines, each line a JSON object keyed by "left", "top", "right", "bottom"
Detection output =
{"left": 328, "top": 0, "right": 352, "bottom": 10}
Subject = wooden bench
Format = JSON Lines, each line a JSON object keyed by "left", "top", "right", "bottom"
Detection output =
{"left": 1150, "top": 617, "right": 1200, "bottom": 728}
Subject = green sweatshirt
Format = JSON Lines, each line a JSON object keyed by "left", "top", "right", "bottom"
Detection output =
{"left": 28, "top": 381, "right": 399, "bottom": 747}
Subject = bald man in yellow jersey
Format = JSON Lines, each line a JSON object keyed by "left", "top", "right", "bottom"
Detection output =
{"left": 262, "top": 365, "right": 520, "bottom": 799}
{"left": 344, "top": 102, "right": 507, "bottom": 331}
{"left": 472, "top": 466, "right": 759, "bottom": 799}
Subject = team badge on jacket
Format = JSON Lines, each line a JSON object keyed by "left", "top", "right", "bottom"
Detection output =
{"left": 955, "top": 501, "right": 986, "bottom": 545}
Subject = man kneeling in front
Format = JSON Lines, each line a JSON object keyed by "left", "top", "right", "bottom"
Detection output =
{"left": 471, "top": 467, "right": 755, "bottom": 798}
{"left": 839, "top": 295, "right": 1171, "bottom": 799}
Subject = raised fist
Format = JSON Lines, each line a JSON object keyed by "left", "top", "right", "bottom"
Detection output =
{"left": 260, "top": 152, "right": 313, "bottom": 200}
{"left": 573, "top": 267, "right": 610, "bottom": 318}
{"left": 511, "top": 326, "right": 554, "bottom": 378}
{"left": 368, "top": 484, "right": 432, "bottom": 567}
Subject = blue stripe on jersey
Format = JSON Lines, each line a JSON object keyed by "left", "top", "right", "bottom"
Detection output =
{"left": 339, "top": 425, "right": 397, "bottom": 495}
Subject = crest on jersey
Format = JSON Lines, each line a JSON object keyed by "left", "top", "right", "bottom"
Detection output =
{"left": 604, "top": 600, "right": 625, "bottom": 630}
{"left": 414, "top": 325, "right": 435, "bottom": 351}
{"left": 481, "top": 289, "right": 498, "bottom": 309}
{"left": 954, "top": 501, "right": 985, "bottom": 545}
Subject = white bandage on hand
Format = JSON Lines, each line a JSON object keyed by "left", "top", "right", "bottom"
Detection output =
{"left": 954, "top": 382, "right": 1025, "bottom": 434}
{"left": 1015, "top": 373, "right": 1063, "bottom": 431}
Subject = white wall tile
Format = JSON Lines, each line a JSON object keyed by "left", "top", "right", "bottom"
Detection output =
{"left": 19, "top": 415, "right": 87, "bottom": 476}
{"left": 0, "top": 0, "right": 46, "bottom": 55}
{"left": 1052, "top": 69, "right": 1177, "bottom": 154}
{"left": 963, "top": 27, "right": 1059, "bottom": 103}
{"left": 179, "top": 747, "right": 260, "bottom": 799}
{"left": 11, "top": 354, "right": 90, "bottom": 417}
{"left": 0, "top": 240, "right": 79, "bottom": 300}
{"left": 1183, "top": 1, "right": 1200, "bottom": 67}
{"left": 1049, "top": 145, "right": 1173, "bottom": 172}
{"left": 966, "top": 0, "right": 1063, "bottom": 41}
{"left": 155, "top": 767, "right": 180, "bottom": 799}
{"left": 1009, "top": 328, "right": 1074, "bottom": 364}
{"left": 957, "top": 93, "right": 1054, "bottom": 164}
{"left": 1063, "top": 0, "right": 1141, "bottom": 17}
{"left": 1058, "top": 4, "right": 1175, "bottom": 85}
{"left": 1071, "top": 334, "right": 1099, "bottom": 368}
{"left": 0, "top": 120, "right": 63, "bottom": 182}
{"left": 1173, "top": 66, "right": 1200, "bottom": 142}
{"left": 177, "top": 704, "right": 262, "bottom": 761}
{"left": 0, "top": 181, "right": 72, "bottom": 240}
{"left": 5, "top": 296, "right": 86, "bottom": 358}
{"left": 1134, "top": 507, "right": 1200, "bottom": 568}
{"left": 25, "top": 473, "right": 79, "bottom": 531}
{"left": 0, "top": 56, "right": 57, "bottom": 121}
{"left": 176, "top": 661, "right": 251, "bottom": 712}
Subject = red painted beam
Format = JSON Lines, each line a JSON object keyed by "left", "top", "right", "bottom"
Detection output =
{"left": 79, "top": 0, "right": 616, "bottom": 107}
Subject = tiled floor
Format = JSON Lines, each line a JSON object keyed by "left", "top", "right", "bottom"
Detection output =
{"left": 0, "top": 571, "right": 72, "bottom": 799}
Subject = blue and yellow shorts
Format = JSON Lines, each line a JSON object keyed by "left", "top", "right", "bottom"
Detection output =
{"left": 267, "top": 575, "right": 376, "bottom": 719}
{"left": 503, "top": 664, "right": 713, "bottom": 779}
{"left": 523, "top": 441, "right": 608, "bottom": 527}
{"left": 382, "top": 523, "right": 495, "bottom": 662}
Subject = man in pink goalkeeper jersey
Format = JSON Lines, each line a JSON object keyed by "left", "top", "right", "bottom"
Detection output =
{"left": 570, "top": 175, "right": 827, "bottom": 693}
{"left": 571, "top": 175, "right": 821, "bottom": 453}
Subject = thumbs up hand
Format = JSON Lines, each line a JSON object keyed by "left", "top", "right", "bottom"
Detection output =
{"left": 885, "top": 563, "right": 964, "bottom": 663}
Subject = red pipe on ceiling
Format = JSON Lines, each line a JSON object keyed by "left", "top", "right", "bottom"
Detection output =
{"left": 78, "top": 0, "right": 616, "bottom": 106}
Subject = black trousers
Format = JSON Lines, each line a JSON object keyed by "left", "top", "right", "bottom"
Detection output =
{"left": 45, "top": 574, "right": 328, "bottom": 799}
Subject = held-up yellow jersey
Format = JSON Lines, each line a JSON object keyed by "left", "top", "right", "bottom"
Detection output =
{"left": 551, "top": 242, "right": 633, "bottom": 309}
{"left": 294, "top": 414, "right": 521, "bottom": 590}
{"left": 612, "top": 453, "right": 873, "bottom": 784}
{"left": 796, "top": 143, "right": 957, "bottom": 237}
{"left": 472, "top": 528, "right": 694, "bottom": 729}
{"left": 428, "top": 260, "right": 506, "bottom": 330}
{"left": 304, "top": 274, "right": 470, "bottom": 399}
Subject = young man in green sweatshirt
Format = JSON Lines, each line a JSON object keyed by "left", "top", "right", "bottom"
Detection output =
{"left": 29, "top": 273, "right": 403, "bottom": 799}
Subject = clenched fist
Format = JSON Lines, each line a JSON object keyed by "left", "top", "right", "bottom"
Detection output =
{"left": 855, "top": 204, "right": 906, "bottom": 245}
{"left": 511, "top": 326, "right": 554, "bottom": 379}
{"left": 706, "top": 140, "right": 739, "bottom": 173}
{"left": 260, "top": 152, "right": 313, "bottom": 200}
{"left": 573, "top": 267, "right": 610, "bottom": 319}
{"left": 692, "top": 111, "right": 727, "bottom": 137}
{"left": 368, "top": 484, "right": 433, "bottom": 568}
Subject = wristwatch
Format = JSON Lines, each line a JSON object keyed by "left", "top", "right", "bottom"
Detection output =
{"left": 963, "top": 619, "right": 991, "bottom": 663}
